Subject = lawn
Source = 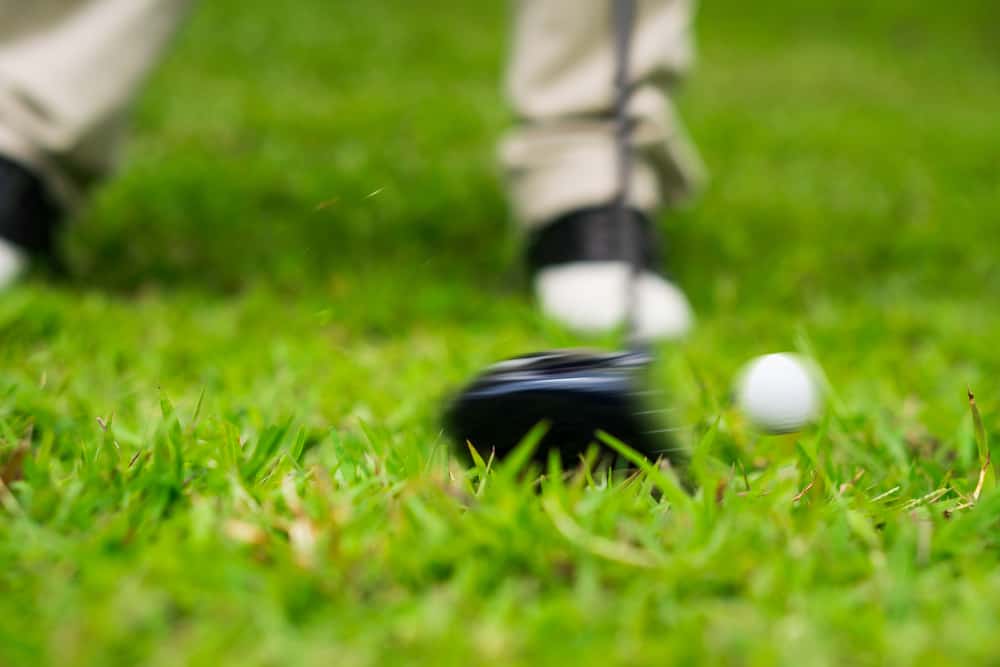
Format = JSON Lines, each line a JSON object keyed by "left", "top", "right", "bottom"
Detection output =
{"left": 2, "top": 0, "right": 1000, "bottom": 664}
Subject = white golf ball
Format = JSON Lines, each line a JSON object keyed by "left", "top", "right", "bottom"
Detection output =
{"left": 736, "top": 353, "right": 821, "bottom": 433}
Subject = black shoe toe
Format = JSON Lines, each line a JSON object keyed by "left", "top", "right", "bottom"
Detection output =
{"left": 0, "top": 155, "right": 62, "bottom": 256}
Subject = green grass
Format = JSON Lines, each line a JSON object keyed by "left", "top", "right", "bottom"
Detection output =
{"left": 3, "top": 0, "right": 1000, "bottom": 664}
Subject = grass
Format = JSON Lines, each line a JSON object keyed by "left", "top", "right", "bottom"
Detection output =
{"left": 2, "top": 0, "right": 1000, "bottom": 664}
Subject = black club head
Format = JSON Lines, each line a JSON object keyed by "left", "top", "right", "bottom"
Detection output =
{"left": 444, "top": 349, "right": 685, "bottom": 467}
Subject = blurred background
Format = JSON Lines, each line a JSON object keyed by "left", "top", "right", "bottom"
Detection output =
{"left": 66, "top": 0, "right": 999, "bottom": 301}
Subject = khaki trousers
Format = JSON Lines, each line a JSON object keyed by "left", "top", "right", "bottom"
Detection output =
{"left": 0, "top": 0, "right": 702, "bottom": 226}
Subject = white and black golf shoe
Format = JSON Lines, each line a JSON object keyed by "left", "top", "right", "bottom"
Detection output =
{"left": 0, "top": 155, "right": 62, "bottom": 289}
{"left": 526, "top": 206, "right": 694, "bottom": 340}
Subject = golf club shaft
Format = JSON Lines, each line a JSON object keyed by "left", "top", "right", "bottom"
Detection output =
{"left": 612, "top": 0, "right": 642, "bottom": 348}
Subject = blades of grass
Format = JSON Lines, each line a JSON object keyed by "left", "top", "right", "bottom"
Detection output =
{"left": 404, "top": 496, "right": 447, "bottom": 538}
{"left": 795, "top": 430, "right": 830, "bottom": 502}
{"left": 100, "top": 415, "right": 121, "bottom": 483}
{"left": 845, "top": 508, "right": 882, "bottom": 550}
{"left": 154, "top": 396, "right": 184, "bottom": 488}
{"left": 875, "top": 419, "right": 911, "bottom": 473}
{"left": 545, "top": 447, "right": 566, "bottom": 500}
{"left": 689, "top": 417, "right": 721, "bottom": 516}
{"left": 422, "top": 431, "right": 446, "bottom": 475}
{"left": 597, "top": 430, "right": 692, "bottom": 511}
{"left": 289, "top": 428, "right": 308, "bottom": 467}
{"left": 188, "top": 386, "right": 207, "bottom": 433}
{"left": 968, "top": 389, "right": 987, "bottom": 464}
{"left": 466, "top": 441, "right": 487, "bottom": 470}
{"left": 541, "top": 494, "right": 661, "bottom": 569}
{"left": 242, "top": 420, "right": 291, "bottom": 483}
{"left": 494, "top": 421, "right": 549, "bottom": 485}
{"left": 573, "top": 444, "right": 600, "bottom": 491}
{"left": 738, "top": 458, "right": 751, "bottom": 493}
{"left": 221, "top": 420, "right": 242, "bottom": 472}
{"left": 356, "top": 419, "right": 382, "bottom": 459}
{"left": 683, "top": 352, "right": 722, "bottom": 416}
{"left": 690, "top": 416, "right": 720, "bottom": 491}
{"left": 466, "top": 441, "right": 490, "bottom": 496}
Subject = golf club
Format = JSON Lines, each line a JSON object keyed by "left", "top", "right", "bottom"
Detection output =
{"left": 443, "top": 0, "right": 686, "bottom": 467}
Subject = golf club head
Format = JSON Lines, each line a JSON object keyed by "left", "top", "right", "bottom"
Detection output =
{"left": 444, "top": 348, "right": 685, "bottom": 467}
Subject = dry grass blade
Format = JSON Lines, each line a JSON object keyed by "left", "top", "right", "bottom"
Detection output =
{"left": 224, "top": 519, "right": 266, "bottom": 545}
{"left": 972, "top": 460, "right": 989, "bottom": 502}
{"left": 715, "top": 476, "right": 729, "bottom": 505}
{"left": 0, "top": 426, "right": 31, "bottom": 486}
{"left": 965, "top": 389, "right": 994, "bottom": 504}
{"left": 288, "top": 517, "right": 319, "bottom": 569}
{"left": 838, "top": 468, "right": 865, "bottom": 495}
{"left": 792, "top": 474, "right": 816, "bottom": 503}
{"left": 280, "top": 473, "right": 318, "bottom": 568}
{"left": 901, "top": 488, "right": 950, "bottom": 511}
{"left": 870, "top": 486, "right": 901, "bottom": 503}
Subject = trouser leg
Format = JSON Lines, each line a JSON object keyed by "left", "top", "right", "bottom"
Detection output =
{"left": 502, "top": 0, "right": 705, "bottom": 229}
{"left": 0, "top": 0, "right": 194, "bottom": 208}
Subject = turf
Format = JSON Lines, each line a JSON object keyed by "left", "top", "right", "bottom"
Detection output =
{"left": 2, "top": 0, "right": 1000, "bottom": 664}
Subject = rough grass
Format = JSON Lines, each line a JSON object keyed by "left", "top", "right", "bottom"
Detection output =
{"left": 3, "top": 0, "right": 1000, "bottom": 664}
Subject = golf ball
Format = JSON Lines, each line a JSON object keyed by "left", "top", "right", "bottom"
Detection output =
{"left": 736, "top": 353, "right": 821, "bottom": 433}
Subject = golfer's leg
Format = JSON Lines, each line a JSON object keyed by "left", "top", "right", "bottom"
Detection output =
{"left": 0, "top": 0, "right": 192, "bottom": 287}
{"left": 0, "top": 0, "right": 194, "bottom": 207}
{"left": 502, "top": 0, "right": 705, "bottom": 339}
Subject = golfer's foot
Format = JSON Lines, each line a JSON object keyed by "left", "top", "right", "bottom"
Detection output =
{"left": 0, "top": 238, "right": 27, "bottom": 289}
{"left": 0, "top": 155, "right": 62, "bottom": 289}
{"left": 527, "top": 206, "right": 693, "bottom": 340}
